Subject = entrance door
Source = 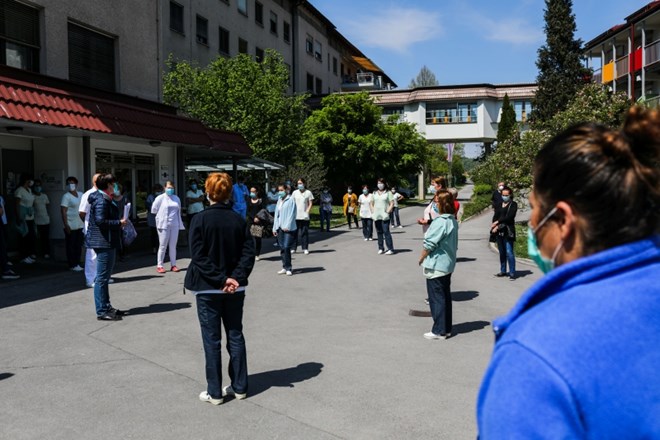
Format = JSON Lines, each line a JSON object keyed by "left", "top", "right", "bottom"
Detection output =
{"left": 1, "top": 148, "right": 33, "bottom": 250}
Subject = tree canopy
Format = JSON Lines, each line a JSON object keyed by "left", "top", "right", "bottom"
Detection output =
{"left": 408, "top": 65, "right": 439, "bottom": 88}
{"left": 497, "top": 94, "right": 518, "bottom": 145}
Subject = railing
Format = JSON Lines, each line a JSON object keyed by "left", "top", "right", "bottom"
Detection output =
{"left": 381, "top": 113, "right": 405, "bottom": 123}
{"left": 592, "top": 68, "right": 602, "bottom": 84}
{"left": 645, "top": 95, "right": 660, "bottom": 108}
{"left": 425, "top": 109, "right": 477, "bottom": 125}
{"left": 341, "top": 72, "right": 381, "bottom": 89}
{"left": 645, "top": 39, "right": 660, "bottom": 67}
{"left": 615, "top": 55, "right": 629, "bottom": 79}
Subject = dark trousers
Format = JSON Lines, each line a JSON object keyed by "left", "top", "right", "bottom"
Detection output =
{"left": 0, "top": 223, "right": 8, "bottom": 271}
{"left": 319, "top": 209, "right": 331, "bottom": 231}
{"left": 375, "top": 219, "right": 394, "bottom": 251}
{"left": 253, "top": 236, "right": 262, "bottom": 257}
{"left": 294, "top": 219, "right": 309, "bottom": 251}
{"left": 496, "top": 235, "right": 516, "bottom": 276}
{"left": 391, "top": 207, "right": 401, "bottom": 227}
{"left": 65, "top": 228, "right": 84, "bottom": 268}
{"left": 93, "top": 248, "right": 116, "bottom": 316}
{"left": 277, "top": 229, "right": 295, "bottom": 271}
{"left": 347, "top": 213, "right": 359, "bottom": 228}
{"left": 149, "top": 226, "right": 158, "bottom": 250}
{"left": 196, "top": 294, "right": 248, "bottom": 399}
{"left": 19, "top": 220, "right": 36, "bottom": 259}
{"left": 361, "top": 218, "right": 373, "bottom": 239}
{"left": 37, "top": 224, "right": 51, "bottom": 256}
{"left": 427, "top": 274, "right": 452, "bottom": 336}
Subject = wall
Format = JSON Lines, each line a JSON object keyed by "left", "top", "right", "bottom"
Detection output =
{"left": 33, "top": 137, "right": 70, "bottom": 240}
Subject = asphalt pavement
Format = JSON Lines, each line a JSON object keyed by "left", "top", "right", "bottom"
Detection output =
{"left": 0, "top": 184, "right": 541, "bottom": 440}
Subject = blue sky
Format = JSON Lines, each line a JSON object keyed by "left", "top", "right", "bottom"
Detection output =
{"left": 313, "top": 0, "right": 650, "bottom": 87}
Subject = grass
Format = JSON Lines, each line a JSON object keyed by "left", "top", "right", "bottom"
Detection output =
{"left": 514, "top": 223, "right": 529, "bottom": 259}
{"left": 308, "top": 205, "right": 349, "bottom": 230}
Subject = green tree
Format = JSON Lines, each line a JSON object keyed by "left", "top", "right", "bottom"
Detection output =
{"left": 303, "top": 92, "right": 428, "bottom": 189}
{"left": 532, "top": 0, "right": 587, "bottom": 125}
{"left": 162, "top": 50, "right": 309, "bottom": 166}
{"left": 408, "top": 65, "right": 439, "bottom": 88}
{"left": 497, "top": 94, "right": 518, "bottom": 145}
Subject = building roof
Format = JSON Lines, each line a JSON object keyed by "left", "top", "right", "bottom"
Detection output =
{"left": 0, "top": 66, "right": 251, "bottom": 156}
{"left": 584, "top": 1, "right": 660, "bottom": 49}
{"left": 368, "top": 83, "right": 537, "bottom": 105}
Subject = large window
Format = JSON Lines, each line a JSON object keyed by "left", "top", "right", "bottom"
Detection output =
{"left": 238, "top": 37, "right": 248, "bottom": 54}
{"left": 255, "top": 46, "right": 264, "bottom": 62}
{"left": 237, "top": 0, "right": 247, "bottom": 15}
{"left": 426, "top": 102, "right": 477, "bottom": 124}
{"left": 332, "top": 57, "right": 337, "bottom": 75}
{"left": 255, "top": 1, "right": 263, "bottom": 26}
{"left": 315, "top": 77, "right": 322, "bottom": 95}
{"left": 314, "top": 40, "right": 322, "bottom": 62}
{"left": 513, "top": 100, "right": 533, "bottom": 122}
{"left": 196, "top": 15, "right": 208, "bottom": 45}
{"left": 68, "top": 22, "right": 115, "bottom": 91}
{"left": 169, "top": 1, "right": 184, "bottom": 34}
{"left": 269, "top": 11, "right": 277, "bottom": 35}
{"left": 0, "top": 0, "right": 40, "bottom": 72}
{"left": 283, "top": 21, "right": 290, "bottom": 43}
{"left": 306, "top": 73, "right": 314, "bottom": 93}
{"left": 218, "top": 27, "right": 229, "bottom": 55}
{"left": 305, "top": 34, "right": 313, "bottom": 54}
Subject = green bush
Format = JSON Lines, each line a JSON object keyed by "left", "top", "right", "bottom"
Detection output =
{"left": 473, "top": 184, "right": 493, "bottom": 196}
{"left": 462, "top": 193, "right": 492, "bottom": 220}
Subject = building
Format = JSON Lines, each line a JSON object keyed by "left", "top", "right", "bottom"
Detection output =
{"left": 584, "top": 1, "right": 660, "bottom": 104}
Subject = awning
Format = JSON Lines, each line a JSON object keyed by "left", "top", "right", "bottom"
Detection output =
{"left": 185, "top": 157, "right": 285, "bottom": 172}
{"left": 352, "top": 56, "right": 381, "bottom": 73}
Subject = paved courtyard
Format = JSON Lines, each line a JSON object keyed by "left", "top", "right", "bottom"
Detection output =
{"left": 0, "top": 186, "right": 540, "bottom": 440}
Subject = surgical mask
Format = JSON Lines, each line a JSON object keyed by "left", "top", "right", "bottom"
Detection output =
{"left": 502, "top": 195, "right": 510, "bottom": 203}
{"left": 113, "top": 189, "right": 121, "bottom": 197}
{"left": 166, "top": 188, "right": 175, "bottom": 196}
{"left": 34, "top": 186, "right": 42, "bottom": 193}
{"left": 527, "top": 206, "right": 563, "bottom": 274}
{"left": 428, "top": 185, "right": 435, "bottom": 194}
{"left": 391, "top": 189, "right": 396, "bottom": 193}
{"left": 191, "top": 184, "right": 198, "bottom": 191}
{"left": 498, "top": 185, "right": 504, "bottom": 191}
{"left": 298, "top": 184, "right": 304, "bottom": 191}
{"left": 347, "top": 189, "right": 352, "bottom": 194}
{"left": 68, "top": 183, "right": 77, "bottom": 191}
{"left": 362, "top": 189, "right": 368, "bottom": 195}
{"left": 28, "top": 180, "right": 34, "bottom": 187}
{"left": 278, "top": 191, "right": 286, "bottom": 199}
{"left": 377, "top": 183, "right": 385, "bottom": 190}
{"left": 249, "top": 192, "right": 257, "bottom": 198}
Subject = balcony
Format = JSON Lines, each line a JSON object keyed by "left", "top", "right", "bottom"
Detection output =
{"left": 381, "top": 113, "right": 405, "bottom": 123}
{"left": 341, "top": 72, "right": 383, "bottom": 90}
{"left": 615, "top": 55, "right": 629, "bottom": 79}
{"left": 425, "top": 109, "right": 477, "bottom": 125}
{"left": 593, "top": 68, "right": 602, "bottom": 84}
{"left": 646, "top": 39, "right": 660, "bottom": 67}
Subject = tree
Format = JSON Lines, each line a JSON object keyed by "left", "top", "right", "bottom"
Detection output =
{"left": 408, "top": 65, "right": 439, "bottom": 88}
{"left": 162, "top": 50, "right": 309, "bottom": 166}
{"left": 532, "top": 0, "right": 588, "bottom": 125}
{"left": 497, "top": 94, "right": 518, "bottom": 145}
{"left": 303, "top": 92, "right": 428, "bottom": 190}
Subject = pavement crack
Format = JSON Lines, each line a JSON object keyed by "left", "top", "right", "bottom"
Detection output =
{"left": 1, "top": 357, "right": 135, "bottom": 370}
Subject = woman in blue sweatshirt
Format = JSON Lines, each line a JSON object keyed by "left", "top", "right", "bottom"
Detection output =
{"left": 477, "top": 107, "right": 660, "bottom": 438}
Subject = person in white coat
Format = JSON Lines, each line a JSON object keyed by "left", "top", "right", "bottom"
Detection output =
{"left": 152, "top": 180, "right": 185, "bottom": 273}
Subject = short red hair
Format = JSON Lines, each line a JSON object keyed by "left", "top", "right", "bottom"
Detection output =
{"left": 205, "top": 172, "right": 233, "bottom": 202}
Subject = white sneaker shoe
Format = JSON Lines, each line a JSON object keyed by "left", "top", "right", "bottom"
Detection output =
{"left": 86, "top": 282, "right": 95, "bottom": 288}
{"left": 21, "top": 257, "right": 35, "bottom": 264}
{"left": 385, "top": 250, "right": 394, "bottom": 255}
{"left": 286, "top": 270, "right": 293, "bottom": 276}
{"left": 199, "top": 391, "right": 223, "bottom": 405}
{"left": 424, "top": 332, "right": 450, "bottom": 340}
{"left": 397, "top": 225, "right": 403, "bottom": 229}
{"left": 71, "top": 265, "right": 84, "bottom": 272}
{"left": 377, "top": 249, "right": 384, "bottom": 255}
{"left": 303, "top": 250, "right": 309, "bottom": 255}
{"left": 255, "top": 256, "right": 260, "bottom": 261}
{"left": 290, "top": 249, "right": 295, "bottom": 254}
{"left": 364, "top": 238, "right": 368, "bottom": 241}
{"left": 222, "top": 385, "right": 247, "bottom": 400}
{"left": 108, "top": 278, "right": 115, "bottom": 284}
{"left": 277, "top": 269, "right": 287, "bottom": 275}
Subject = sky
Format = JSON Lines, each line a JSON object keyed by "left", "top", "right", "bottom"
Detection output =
{"left": 312, "top": 0, "right": 650, "bottom": 87}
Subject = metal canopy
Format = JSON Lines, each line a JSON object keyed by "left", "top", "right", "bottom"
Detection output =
{"left": 185, "top": 157, "right": 285, "bottom": 173}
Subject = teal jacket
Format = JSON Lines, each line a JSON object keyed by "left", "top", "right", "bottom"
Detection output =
{"left": 422, "top": 214, "right": 458, "bottom": 274}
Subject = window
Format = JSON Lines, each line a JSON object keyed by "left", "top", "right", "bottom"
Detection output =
{"left": 169, "top": 1, "right": 184, "bottom": 34}
{"left": 237, "top": 0, "right": 247, "bottom": 15}
{"left": 314, "top": 40, "right": 322, "bottom": 61}
{"left": 315, "top": 78, "right": 322, "bottom": 95}
{"left": 0, "top": 0, "right": 40, "bottom": 72}
{"left": 255, "top": 46, "right": 264, "bottom": 62}
{"left": 269, "top": 11, "right": 277, "bottom": 35}
{"left": 332, "top": 57, "right": 337, "bottom": 75}
{"left": 283, "top": 21, "right": 290, "bottom": 43}
{"left": 513, "top": 100, "right": 533, "bottom": 122}
{"left": 327, "top": 53, "right": 330, "bottom": 71}
{"left": 306, "top": 73, "right": 314, "bottom": 93}
{"left": 305, "top": 34, "right": 313, "bottom": 54}
{"left": 255, "top": 1, "right": 263, "bottom": 25}
{"left": 218, "top": 26, "right": 229, "bottom": 55}
{"left": 68, "top": 22, "right": 115, "bottom": 91}
{"left": 196, "top": 15, "right": 208, "bottom": 45}
{"left": 425, "top": 102, "right": 477, "bottom": 124}
{"left": 238, "top": 37, "right": 248, "bottom": 54}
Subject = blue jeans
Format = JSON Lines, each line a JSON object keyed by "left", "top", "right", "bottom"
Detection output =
{"left": 391, "top": 207, "right": 401, "bottom": 227}
{"left": 427, "top": 274, "right": 452, "bottom": 336}
{"left": 375, "top": 219, "right": 394, "bottom": 251}
{"left": 361, "top": 218, "right": 373, "bottom": 239}
{"left": 196, "top": 294, "right": 248, "bottom": 399}
{"left": 496, "top": 235, "right": 516, "bottom": 276}
{"left": 93, "top": 248, "right": 116, "bottom": 316}
{"left": 277, "top": 229, "right": 295, "bottom": 271}
{"left": 319, "top": 209, "right": 331, "bottom": 231}
{"left": 293, "top": 220, "right": 309, "bottom": 251}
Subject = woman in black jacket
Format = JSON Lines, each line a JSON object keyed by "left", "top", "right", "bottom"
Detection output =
{"left": 86, "top": 173, "right": 126, "bottom": 320}
{"left": 185, "top": 172, "right": 255, "bottom": 406}
{"left": 246, "top": 186, "right": 264, "bottom": 260}
{"left": 490, "top": 186, "right": 518, "bottom": 280}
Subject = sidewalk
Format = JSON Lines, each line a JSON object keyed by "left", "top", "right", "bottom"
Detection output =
{"left": 0, "top": 184, "right": 541, "bottom": 440}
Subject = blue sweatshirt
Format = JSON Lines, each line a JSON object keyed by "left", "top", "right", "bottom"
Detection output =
{"left": 477, "top": 236, "right": 660, "bottom": 438}
{"left": 272, "top": 195, "right": 297, "bottom": 233}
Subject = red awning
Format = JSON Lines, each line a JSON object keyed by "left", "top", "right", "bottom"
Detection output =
{"left": 0, "top": 67, "right": 251, "bottom": 156}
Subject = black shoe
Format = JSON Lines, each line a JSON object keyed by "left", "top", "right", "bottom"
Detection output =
{"left": 109, "top": 307, "right": 127, "bottom": 316}
{"left": 494, "top": 272, "right": 507, "bottom": 277}
{"left": 97, "top": 312, "right": 122, "bottom": 321}
{"left": 509, "top": 275, "right": 516, "bottom": 281}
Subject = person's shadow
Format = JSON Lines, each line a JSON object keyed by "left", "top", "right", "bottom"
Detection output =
{"left": 247, "top": 362, "right": 324, "bottom": 398}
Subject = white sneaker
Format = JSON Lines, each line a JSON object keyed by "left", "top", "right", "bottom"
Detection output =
{"left": 222, "top": 385, "right": 247, "bottom": 400}
{"left": 290, "top": 249, "right": 295, "bottom": 254}
{"left": 286, "top": 270, "right": 293, "bottom": 276}
{"left": 86, "top": 282, "right": 94, "bottom": 288}
{"left": 71, "top": 265, "right": 84, "bottom": 272}
{"left": 277, "top": 269, "right": 287, "bottom": 275}
{"left": 377, "top": 249, "right": 384, "bottom": 255}
{"left": 385, "top": 250, "right": 394, "bottom": 255}
{"left": 303, "top": 250, "right": 309, "bottom": 255}
{"left": 255, "top": 256, "right": 260, "bottom": 261}
{"left": 424, "top": 332, "right": 450, "bottom": 340}
{"left": 397, "top": 225, "right": 403, "bottom": 229}
{"left": 364, "top": 238, "right": 368, "bottom": 241}
{"left": 199, "top": 391, "right": 223, "bottom": 405}
{"left": 108, "top": 278, "right": 115, "bottom": 284}
{"left": 21, "top": 257, "right": 34, "bottom": 264}
{"left": 368, "top": 238, "right": 373, "bottom": 241}
{"left": 424, "top": 298, "right": 430, "bottom": 305}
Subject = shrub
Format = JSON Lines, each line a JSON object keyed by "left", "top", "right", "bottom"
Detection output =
{"left": 473, "top": 184, "right": 493, "bottom": 196}
{"left": 462, "top": 193, "right": 492, "bottom": 220}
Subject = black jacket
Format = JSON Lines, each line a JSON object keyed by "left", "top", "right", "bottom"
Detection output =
{"left": 184, "top": 203, "right": 255, "bottom": 291}
{"left": 493, "top": 201, "right": 518, "bottom": 240}
{"left": 85, "top": 190, "right": 121, "bottom": 249}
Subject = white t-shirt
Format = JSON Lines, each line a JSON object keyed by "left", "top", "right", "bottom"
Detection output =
{"left": 33, "top": 193, "right": 50, "bottom": 225}
{"left": 358, "top": 193, "right": 373, "bottom": 218}
{"left": 61, "top": 191, "right": 84, "bottom": 230}
{"left": 14, "top": 186, "right": 35, "bottom": 221}
{"left": 392, "top": 191, "right": 402, "bottom": 208}
{"left": 186, "top": 189, "right": 205, "bottom": 214}
{"left": 292, "top": 189, "right": 314, "bottom": 221}
{"left": 79, "top": 187, "right": 96, "bottom": 233}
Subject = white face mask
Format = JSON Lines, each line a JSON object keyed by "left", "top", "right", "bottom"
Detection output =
{"left": 498, "top": 185, "right": 504, "bottom": 191}
{"left": 68, "top": 183, "right": 77, "bottom": 191}
{"left": 377, "top": 183, "right": 385, "bottom": 190}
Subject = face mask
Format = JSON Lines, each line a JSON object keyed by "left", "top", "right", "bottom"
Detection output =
{"left": 498, "top": 185, "right": 504, "bottom": 191}
{"left": 34, "top": 186, "right": 42, "bottom": 193}
{"left": 191, "top": 184, "right": 198, "bottom": 191}
{"left": 298, "top": 184, "right": 304, "bottom": 191}
{"left": 528, "top": 207, "right": 563, "bottom": 274}
{"left": 278, "top": 191, "right": 286, "bottom": 199}
{"left": 377, "top": 183, "right": 385, "bottom": 190}
{"left": 68, "top": 183, "right": 77, "bottom": 191}
{"left": 249, "top": 192, "right": 257, "bottom": 198}
{"left": 502, "top": 195, "right": 510, "bottom": 203}
{"left": 428, "top": 185, "right": 435, "bottom": 194}
{"left": 28, "top": 181, "right": 34, "bottom": 187}
{"left": 391, "top": 189, "right": 396, "bottom": 193}
{"left": 362, "top": 189, "right": 368, "bottom": 195}
{"left": 347, "top": 189, "right": 352, "bottom": 194}
{"left": 166, "top": 188, "right": 174, "bottom": 196}
{"left": 432, "top": 202, "right": 439, "bottom": 213}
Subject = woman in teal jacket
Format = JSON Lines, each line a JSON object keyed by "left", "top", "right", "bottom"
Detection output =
{"left": 272, "top": 183, "right": 297, "bottom": 276}
{"left": 418, "top": 190, "right": 458, "bottom": 340}
{"left": 477, "top": 107, "right": 660, "bottom": 438}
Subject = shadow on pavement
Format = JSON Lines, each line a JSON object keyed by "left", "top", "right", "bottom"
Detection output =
{"left": 113, "top": 275, "right": 164, "bottom": 283}
{"left": 452, "top": 320, "right": 491, "bottom": 336}
{"left": 126, "top": 302, "right": 191, "bottom": 316}
{"left": 304, "top": 249, "right": 336, "bottom": 254}
{"left": 247, "top": 362, "right": 324, "bottom": 398}
{"left": 0, "top": 373, "right": 14, "bottom": 381}
{"left": 514, "top": 270, "right": 534, "bottom": 278}
{"left": 452, "top": 291, "right": 479, "bottom": 301}
{"left": 393, "top": 249, "right": 412, "bottom": 254}
{"left": 457, "top": 257, "right": 477, "bottom": 263}
{"left": 294, "top": 266, "right": 325, "bottom": 274}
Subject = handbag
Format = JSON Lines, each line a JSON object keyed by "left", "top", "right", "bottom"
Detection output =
{"left": 250, "top": 224, "right": 264, "bottom": 237}
{"left": 348, "top": 206, "right": 355, "bottom": 214}
{"left": 122, "top": 219, "right": 138, "bottom": 247}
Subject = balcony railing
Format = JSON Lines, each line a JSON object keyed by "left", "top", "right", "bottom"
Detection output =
{"left": 645, "top": 39, "right": 660, "bottom": 67}
{"left": 425, "top": 110, "right": 477, "bottom": 125}
{"left": 381, "top": 113, "right": 405, "bottom": 123}
{"left": 341, "top": 72, "right": 382, "bottom": 89}
{"left": 645, "top": 96, "right": 660, "bottom": 108}
{"left": 592, "top": 68, "right": 602, "bottom": 84}
{"left": 615, "top": 55, "right": 629, "bottom": 79}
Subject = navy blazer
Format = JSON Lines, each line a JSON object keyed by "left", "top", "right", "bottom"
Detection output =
{"left": 85, "top": 190, "right": 122, "bottom": 249}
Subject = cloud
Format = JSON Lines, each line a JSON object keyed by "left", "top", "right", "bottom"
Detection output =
{"left": 463, "top": 10, "right": 544, "bottom": 46}
{"left": 344, "top": 7, "right": 442, "bottom": 53}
